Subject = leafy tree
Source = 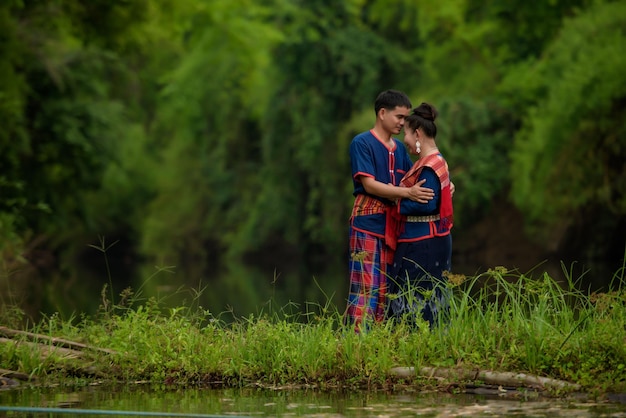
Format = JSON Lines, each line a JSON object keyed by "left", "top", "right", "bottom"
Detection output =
{"left": 508, "top": 0, "right": 626, "bottom": 231}
{"left": 233, "top": 1, "right": 404, "bottom": 257}
{"left": 138, "top": 0, "right": 422, "bottom": 306}
{"left": 0, "top": 0, "right": 185, "bottom": 316}
{"left": 138, "top": 0, "right": 284, "bottom": 284}
{"left": 3, "top": 0, "right": 624, "bottom": 319}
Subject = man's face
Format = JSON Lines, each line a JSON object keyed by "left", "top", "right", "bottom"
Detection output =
{"left": 382, "top": 106, "right": 410, "bottom": 135}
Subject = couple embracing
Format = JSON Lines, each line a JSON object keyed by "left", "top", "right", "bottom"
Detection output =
{"left": 345, "top": 90, "right": 454, "bottom": 332}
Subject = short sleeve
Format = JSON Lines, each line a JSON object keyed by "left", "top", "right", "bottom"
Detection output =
{"left": 350, "top": 137, "right": 375, "bottom": 180}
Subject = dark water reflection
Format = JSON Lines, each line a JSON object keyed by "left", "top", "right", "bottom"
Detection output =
{"left": 1, "top": 385, "right": 625, "bottom": 417}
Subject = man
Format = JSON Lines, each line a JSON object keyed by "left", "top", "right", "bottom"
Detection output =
{"left": 345, "top": 89, "right": 434, "bottom": 332}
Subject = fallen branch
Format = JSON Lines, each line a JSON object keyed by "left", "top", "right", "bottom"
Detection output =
{"left": 390, "top": 366, "right": 581, "bottom": 391}
{"left": 0, "top": 368, "right": 35, "bottom": 382}
{"left": 449, "top": 383, "right": 541, "bottom": 399}
{"left": 0, "top": 338, "right": 106, "bottom": 381}
{"left": 0, "top": 326, "right": 117, "bottom": 355}
{"left": 0, "top": 337, "right": 83, "bottom": 360}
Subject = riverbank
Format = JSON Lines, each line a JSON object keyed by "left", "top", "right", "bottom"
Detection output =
{"left": 1, "top": 267, "right": 624, "bottom": 398}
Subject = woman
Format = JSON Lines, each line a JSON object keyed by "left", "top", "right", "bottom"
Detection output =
{"left": 387, "top": 102, "right": 453, "bottom": 328}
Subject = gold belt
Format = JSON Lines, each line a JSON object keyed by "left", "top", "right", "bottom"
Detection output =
{"left": 406, "top": 214, "right": 440, "bottom": 222}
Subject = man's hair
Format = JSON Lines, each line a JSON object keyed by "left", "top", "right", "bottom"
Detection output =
{"left": 374, "top": 90, "right": 412, "bottom": 115}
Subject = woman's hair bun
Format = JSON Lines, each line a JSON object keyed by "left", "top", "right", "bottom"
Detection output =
{"left": 413, "top": 102, "right": 438, "bottom": 122}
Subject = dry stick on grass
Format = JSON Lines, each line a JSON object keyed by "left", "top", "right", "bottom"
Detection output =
{"left": 0, "top": 336, "right": 84, "bottom": 383}
{"left": 0, "top": 326, "right": 117, "bottom": 382}
{"left": 0, "top": 337, "right": 83, "bottom": 360}
{"left": 0, "top": 368, "right": 35, "bottom": 382}
{"left": 0, "top": 337, "right": 108, "bottom": 381}
{"left": 0, "top": 326, "right": 117, "bottom": 355}
{"left": 390, "top": 366, "right": 582, "bottom": 392}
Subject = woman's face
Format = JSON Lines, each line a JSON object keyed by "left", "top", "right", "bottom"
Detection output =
{"left": 403, "top": 126, "right": 420, "bottom": 155}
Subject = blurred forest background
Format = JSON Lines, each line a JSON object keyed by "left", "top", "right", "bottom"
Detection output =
{"left": 1, "top": 0, "right": 625, "bottom": 321}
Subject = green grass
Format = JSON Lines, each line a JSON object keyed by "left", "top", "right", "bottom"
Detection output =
{"left": 1, "top": 264, "right": 624, "bottom": 395}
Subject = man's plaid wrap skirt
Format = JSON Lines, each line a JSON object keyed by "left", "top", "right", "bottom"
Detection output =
{"left": 345, "top": 228, "right": 390, "bottom": 332}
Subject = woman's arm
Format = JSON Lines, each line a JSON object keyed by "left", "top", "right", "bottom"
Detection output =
{"left": 399, "top": 168, "right": 440, "bottom": 214}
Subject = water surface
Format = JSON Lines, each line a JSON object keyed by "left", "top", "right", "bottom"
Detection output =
{"left": 1, "top": 384, "right": 626, "bottom": 417}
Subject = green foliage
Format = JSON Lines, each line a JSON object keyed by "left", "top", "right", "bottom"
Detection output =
{"left": 139, "top": 0, "right": 284, "bottom": 279}
{"left": 1, "top": 268, "right": 625, "bottom": 393}
{"left": 0, "top": 2, "right": 31, "bottom": 240}
{"left": 508, "top": 0, "right": 626, "bottom": 227}
{"left": 436, "top": 97, "right": 515, "bottom": 222}
{"left": 0, "top": 0, "right": 163, "bottom": 237}
{"left": 1, "top": 0, "right": 624, "bottom": 319}
{"left": 235, "top": 10, "right": 401, "bottom": 256}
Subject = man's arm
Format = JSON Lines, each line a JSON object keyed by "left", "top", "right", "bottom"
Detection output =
{"left": 361, "top": 176, "right": 434, "bottom": 203}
